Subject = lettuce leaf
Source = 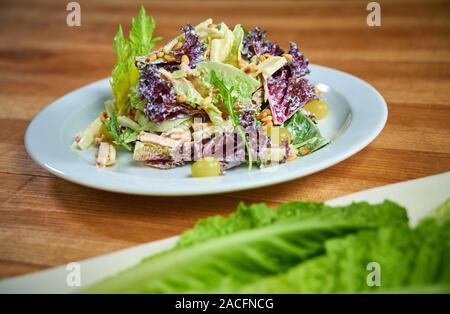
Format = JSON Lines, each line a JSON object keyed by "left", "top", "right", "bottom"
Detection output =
{"left": 82, "top": 201, "right": 408, "bottom": 293}
{"left": 129, "top": 6, "right": 161, "bottom": 56}
{"left": 111, "top": 6, "right": 160, "bottom": 115}
{"left": 102, "top": 111, "right": 137, "bottom": 151}
{"left": 223, "top": 24, "right": 244, "bottom": 67}
{"left": 283, "top": 111, "right": 329, "bottom": 155}
{"left": 241, "top": 218, "right": 450, "bottom": 293}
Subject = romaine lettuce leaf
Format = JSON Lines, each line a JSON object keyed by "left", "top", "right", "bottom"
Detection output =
{"left": 82, "top": 201, "right": 408, "bottom": 293}
{"left": 240, "top": 218, "right": 450, "bottom": 293}
{"left": 210, "top": 23, "right": 234, "bottom": 63}
{"left": 223, "top": 24, "right": 244, "bottom": 67}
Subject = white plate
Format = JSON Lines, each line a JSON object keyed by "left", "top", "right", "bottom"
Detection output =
{"left": 25, "top": 65, "right": 387, "bottom": 196}
{"left": 1, "top": 172, "right": 448, "bottom": 293}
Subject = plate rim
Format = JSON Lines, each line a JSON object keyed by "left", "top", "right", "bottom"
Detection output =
{"left": 24, "top": 64, "right": 388, "bottom": 196}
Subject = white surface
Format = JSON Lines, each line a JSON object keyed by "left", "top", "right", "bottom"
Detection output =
{"left": 1, "top": 172, "right": 448, "bottom": 293}
{"left": 24, "top": 65, "right": 387, "bottom": 195}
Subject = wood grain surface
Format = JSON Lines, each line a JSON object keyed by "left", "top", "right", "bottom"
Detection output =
{"left": 0, "top": 0, "right": 449, "bottom": 279}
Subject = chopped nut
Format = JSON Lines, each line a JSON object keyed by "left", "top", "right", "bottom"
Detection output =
{"left": 177, "top": 95, "right": 187, "bottom": 103}
{"left": 238, "top": 59, "right": 248, "bottom": 69}
{"left": 99, "top": 111, "right": 108, "bottom": 121}
{"left": 146, "top": 54, "right": 157, "bottom": 62}
{"left": 263, "top": 120, "right": 273, "bottom": 128}
{"left": 164, "top": 54, "right": 176, "bottom": 62}
{"left": 244, "top": 64, "right": 258, "bottom": 73}
{"left": 299, "top": 146, "right": 311, "bottom": 156}
{"left": 261, "top": 115, "right": 273, "bottom": 122}
{"left": 181, "top": 54, "right": 190, "bottom": 65}
{"left": 95, "top": 135, "right": 104, "bottom": 146}
{"left": 203, "top": 96, "right": 212, "bottom": 106}
{"left": 257, "top": 111, "right": 268, "bottom": 119}
{"left": 282, "top": 53, "right": 293, "bottom": 62}
{"left": 288, "top": 151, "right": 297, "bottom": 161}
{"left": 172, "top": 42, "right": 183, "bottom": 51}
{"left": 156, "top": 51, "right": 165, "bottom": 58}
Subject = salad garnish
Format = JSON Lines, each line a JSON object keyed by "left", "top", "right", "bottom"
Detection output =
{"left": 72, "top": 6, "right": 330, "bottom": 176}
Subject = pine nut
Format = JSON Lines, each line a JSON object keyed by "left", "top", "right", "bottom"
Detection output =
{"left": 157, "top": 51, "right": 164, "bottom": 58}
{"left": 299, "top": 146, "right": 311, "bottom": 156}
{"left": 164, "top": 54, "right": 176, "bottom": 62}
{"left": 172, "top": 42, "right": 183, "bottom": 51}
{"left": 263, "top": 120, "right": 273, "bottom": 127}
{"left": 177, "top": 95, "right": 187, "bottom": 103}
{"left": 282, "top": 53, "right": 293, "bottom": 62}
{"left": 181, "top": 54, "right": 190, "bottom": 65}
{"left": 99, "top": 112, "right": 108, "bottom": 121}
{"left": 288, "top": 151, "right": 297, "bottom": 161}
{"left": 203, "top": 96, "right": 212, "bottom": 106}
{"left": 257, "top": 112, "right": 268, "bottom": 119}
{"left": 146, "top": 54, "right": 157, "bottom": 62}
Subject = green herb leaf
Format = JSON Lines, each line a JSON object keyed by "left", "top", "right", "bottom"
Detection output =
{"left": 129, "top": 5, "right": 160, "bottom": 56}
{"left": 110, "top": 6, "right": 161, "bottom": 116}
{"left": 210, "top": 71, "right": 253, "bottom": 168}
{"left": 102, "top": 111, "right": 136, "bottom": 151}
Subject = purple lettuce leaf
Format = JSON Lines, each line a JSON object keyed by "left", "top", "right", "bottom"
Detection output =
{"left": 242, "top": 27, "right": 284, "bottom": 59}
{"left": 287, "top": 42, "right": 310, "bottom": 78}
{"left": 172, "top": 24, "right": 206, "bottom": 68}
{"left": 138, "top": 64, "right": 192, "bottom": 123}
{"left": 267, "top": 71, "right": 315, "bottom": 124}
{"left": 238, "top": 110, "right": 272, "bottom": 162}
{"left": 266, "top": 42, "right": 314, "bottom": 124}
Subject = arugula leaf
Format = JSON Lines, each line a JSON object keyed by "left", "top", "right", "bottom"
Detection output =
{"left": 211, "top": 71, "right": 237, "bottom": 125}
{"left": 102, "top": 111, "right": 136, "bottom": 151}
{"left": 211, "top": 71, "right": 252, "bottom": 168}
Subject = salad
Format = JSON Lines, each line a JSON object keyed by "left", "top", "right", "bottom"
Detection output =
{"left": 72, "top": 6, "right": 330, "bottom": 177}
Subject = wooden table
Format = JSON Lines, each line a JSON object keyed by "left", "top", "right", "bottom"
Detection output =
{"left": 0, "top": 0, "right": 449, "bottom": 279}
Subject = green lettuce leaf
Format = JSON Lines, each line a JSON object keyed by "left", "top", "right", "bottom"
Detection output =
{"left": 82, "top": 201, "right": 408, "bottom": 293}
{"left": 283, "top": 111, "right": 329, "bottom": 155}
{"left": 223, "top": 24, "right": 244, "bottom": 67}
{"left": 111, "top": 6, "right": 160, "bottom": 115}
{"left": 240, "top": 218, "right": 450, "bottom": 293}
{"left": 196, "top": 61, "right": 260, "bottom": 105}
{"left": 102, "top": 111, "right": 137, "bottom": 151}
{"left": 129, "top": 6, "right": 161, "bottom": 56}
